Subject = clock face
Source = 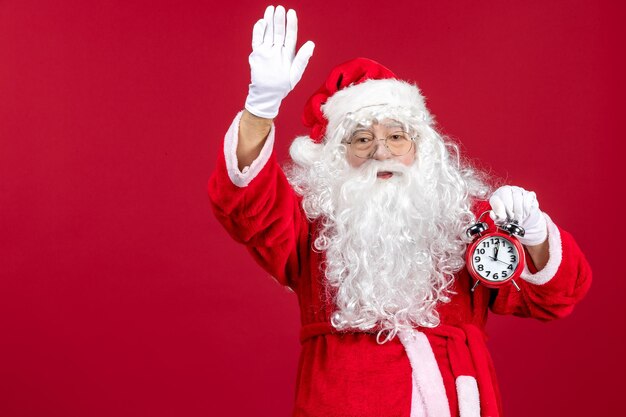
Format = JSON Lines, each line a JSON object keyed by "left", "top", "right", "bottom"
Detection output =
{"left": 471, "top": 235, "right": 520, "bottom": 282}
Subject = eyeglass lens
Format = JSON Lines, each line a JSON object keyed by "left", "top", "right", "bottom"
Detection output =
{"left": 349, "top": 131, "right": 413, "bottom": 158}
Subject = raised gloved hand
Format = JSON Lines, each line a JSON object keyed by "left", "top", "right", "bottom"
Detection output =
{"left": 489, "top": 185, "right": 548, "bottom": 246}
{"left": 244, "top": 5, "right": 315, "bottom": 119}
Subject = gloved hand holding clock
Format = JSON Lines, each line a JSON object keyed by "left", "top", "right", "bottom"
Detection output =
{"left": 489, "top": 185, "right": 550, "bottom": 270}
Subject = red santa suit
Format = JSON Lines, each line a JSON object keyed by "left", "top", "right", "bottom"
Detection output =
{"left": 208, "top": 111, "right": 592, "bottom": 417}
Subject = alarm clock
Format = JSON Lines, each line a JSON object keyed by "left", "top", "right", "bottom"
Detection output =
{"left": 465, "top": 212, "right": 525, "bottom": 292}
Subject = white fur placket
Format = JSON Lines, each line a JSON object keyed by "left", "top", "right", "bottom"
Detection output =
{"left": 398, "top": 329, "right": 481, "bottom": 417}
{"left": 398, "top": 329, "right": 452, "bottom": 417}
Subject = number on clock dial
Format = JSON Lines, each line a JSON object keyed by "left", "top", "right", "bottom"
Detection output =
{"left": 472, "top": 236, "right": 519, "bottom": 281}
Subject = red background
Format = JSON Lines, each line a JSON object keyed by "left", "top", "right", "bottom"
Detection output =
{"left": 1, "top": 1, "right": 623, "bottom": 416}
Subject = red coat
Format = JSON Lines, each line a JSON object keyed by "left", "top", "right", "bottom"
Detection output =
{"left": 208, "top": 112, "right": 592, "bottom": 417}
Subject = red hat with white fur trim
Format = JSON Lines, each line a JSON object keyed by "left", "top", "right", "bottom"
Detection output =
{"left": 302, "top": 57, "right": 432, "bottom": 143}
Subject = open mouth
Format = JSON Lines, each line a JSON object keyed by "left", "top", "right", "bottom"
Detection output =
{"left": 376, "top": 171, "right": 394, "bottom": 180}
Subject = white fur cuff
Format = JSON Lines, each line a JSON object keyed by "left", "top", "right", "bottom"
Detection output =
{"left": 223, "top": 110, "right": 275, "bottom": 188}
{"left": 520, "top": 212, "right": 562, "bottom": 285}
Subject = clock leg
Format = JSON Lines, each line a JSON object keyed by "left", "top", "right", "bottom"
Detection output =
{"left": 471, "top": 280, "right": 481, "bottom": 292}
{"left": 511, "top": 279, "right": 521, "bottom": 292}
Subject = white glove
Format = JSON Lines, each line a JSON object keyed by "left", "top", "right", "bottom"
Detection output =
{"left": 244, "top": 5, "right": 315, "bottom": 119}
{"left": 489, "top": 185, "right": 548, "bottom": 246}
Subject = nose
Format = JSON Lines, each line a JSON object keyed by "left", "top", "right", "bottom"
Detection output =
{"left": 371, "top": 138, "right": 392, "bottom": 160}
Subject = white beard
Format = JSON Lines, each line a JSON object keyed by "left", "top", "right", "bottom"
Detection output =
{"left": 287, "top": 126, "right": 490, "bottom": 343}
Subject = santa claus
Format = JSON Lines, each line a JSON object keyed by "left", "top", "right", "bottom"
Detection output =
{"left": 208, "top": 5, "right": 592, "bottom": 417}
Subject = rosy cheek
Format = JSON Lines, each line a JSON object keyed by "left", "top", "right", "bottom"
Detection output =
{"left": 397, "top": 155, "right": 411, "bottom": 166}
{"left": 347, "top": 154, "right": 365, "bottom": 168}
{"left": 402, "top": 150, "right": 417, "bottom": 166}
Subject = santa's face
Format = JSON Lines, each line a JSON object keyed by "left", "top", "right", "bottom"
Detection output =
{"left": 287, "top": 110, "right": 490, "bottom": 343}
{"left": 345, "top": 119, "right": 417, "bottom": 174}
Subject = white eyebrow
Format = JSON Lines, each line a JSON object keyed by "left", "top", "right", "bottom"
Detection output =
{"left": 381, "top": 120, "right": 404, "bottom": 128}
{"left": 354, "top": 120, "right": 404, "bottom": 129}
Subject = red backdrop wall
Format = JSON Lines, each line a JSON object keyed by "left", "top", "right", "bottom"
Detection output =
{"left": 1, "top": 1, "right": 623, "bottom": 416}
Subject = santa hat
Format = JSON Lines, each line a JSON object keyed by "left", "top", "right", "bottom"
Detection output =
{"left": 302, "top": 57, "right": 432, "bottom": 143}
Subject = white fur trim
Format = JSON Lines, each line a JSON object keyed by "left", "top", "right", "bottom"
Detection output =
{"left": 456, "top": 376, "right": 481, "bottom": 417}
{"left": 520, "top": 212, "right": 562, "bottom": 285}
{"left": 223, "top": 110, "right": 275, "bottom": 188}
{"left": 289, "top": 135, "right": 325, "bottom": 167}
{"left": 399, "top": 329, "right": 451, "bottom": 417}
{"left": 322, "top": 78, "right": 431, "bottom": 139}
{"left": 410, "top": 378, "right": 428, "bottom": 417}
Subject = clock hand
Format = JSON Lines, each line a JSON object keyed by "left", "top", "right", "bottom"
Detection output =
{"left": 494, "top": 258, "right": 511, "bottom": 266}
{"left": 494, "top": 245, "right": 499, "bottom": 260}
{"left": 488, "top": 256, "right": 511, "bottom": 266}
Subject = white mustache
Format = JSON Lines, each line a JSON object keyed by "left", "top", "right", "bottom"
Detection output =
{"left": 353, "top": 160, "right": 412, "bottom": 180}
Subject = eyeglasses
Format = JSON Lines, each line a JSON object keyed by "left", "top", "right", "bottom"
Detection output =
{"left": 344, "top": 130, "right": 416, "bottom": 159}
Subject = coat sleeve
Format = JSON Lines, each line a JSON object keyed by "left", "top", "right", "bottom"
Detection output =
{"left": 487, "top": 204, "right": 593, "bottom": 321}
{"left": 207, "top": 111, "right": 308, "bottom": 290}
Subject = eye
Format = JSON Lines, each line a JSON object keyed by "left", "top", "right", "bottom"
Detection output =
{"left": 388, "top": 133, "right": 406, "bottom": 141}
{"left": 352, "top": 135, "right": 373, "bottom": 144}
